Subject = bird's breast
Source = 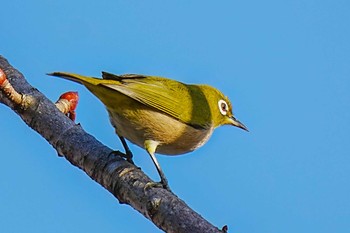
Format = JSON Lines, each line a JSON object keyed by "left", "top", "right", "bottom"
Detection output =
{"left": 107, "top": 107, "right": 214, "bottom": 155}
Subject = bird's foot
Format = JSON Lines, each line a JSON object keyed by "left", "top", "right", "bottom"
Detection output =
{"left": 109, "top": 150, "right": 135, "bottom": 165}
{"left": 144, "top": 180, "right": 171, "bottom": 192}
{"left": 123, "top": 149, "right": 134, "bottom": 164}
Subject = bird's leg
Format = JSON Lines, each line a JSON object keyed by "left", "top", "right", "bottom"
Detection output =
{"left": 147, "top": 151, "right": 171, "bottom": 191}
{"left": 144, "top": 140, "right": 171, "bottom": 191}
{"left": 118, "top": 136, "right": 135, "bottom": 165}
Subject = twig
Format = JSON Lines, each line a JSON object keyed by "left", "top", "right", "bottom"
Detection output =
{"left": 0, "top": 55, "right": 225, "bottom": 233}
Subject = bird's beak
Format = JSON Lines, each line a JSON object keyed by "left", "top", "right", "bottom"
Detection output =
{"left": 230, "top": 117, "right": 249, "bottom": 132}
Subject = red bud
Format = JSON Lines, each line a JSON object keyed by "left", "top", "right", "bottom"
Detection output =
{"left": 59, "top": 91, "right": 79, "bottom": 112}
{"left": 0, "top": 69, "right": 7, "bottom": 86}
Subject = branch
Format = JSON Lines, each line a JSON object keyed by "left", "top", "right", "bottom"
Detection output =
{"left": 0, "top": 55, "right": 226, "bottom": 233}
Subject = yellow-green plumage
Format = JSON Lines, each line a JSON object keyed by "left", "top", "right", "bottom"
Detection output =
{"left": 48, "top": 71, "right": 247, "bottom": 189}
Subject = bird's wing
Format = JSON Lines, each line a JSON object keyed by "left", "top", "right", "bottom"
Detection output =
{"left": 102, "top": 72, "right": 148, "bottom": 81}
{"left": 101, "top": 74, "right": 209, "bottom": 129}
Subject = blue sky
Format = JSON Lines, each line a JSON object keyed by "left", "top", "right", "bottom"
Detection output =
{"left": 1, "top": 1, "right": 349, "bottom": 232}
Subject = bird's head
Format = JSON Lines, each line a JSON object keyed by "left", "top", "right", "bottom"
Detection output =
{"left": 201, "top": 85, "right": 248, "bottom": 131}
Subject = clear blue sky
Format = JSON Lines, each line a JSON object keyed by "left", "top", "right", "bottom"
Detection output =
{"left": 1, "top": 1, "right": 349, "bottom": 232}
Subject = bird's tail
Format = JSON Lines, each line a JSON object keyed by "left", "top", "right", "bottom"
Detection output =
{"left": 47, "top": 72, "right": 100, "bottom": 85}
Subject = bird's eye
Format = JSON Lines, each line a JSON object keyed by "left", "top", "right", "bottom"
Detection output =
{"left": 218, "top": 99, "right": 228, "bottom": 115}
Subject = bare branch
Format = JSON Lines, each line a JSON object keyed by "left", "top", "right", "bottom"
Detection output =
{"left": 0, "top": 55, "right": 224, "bottom": 233}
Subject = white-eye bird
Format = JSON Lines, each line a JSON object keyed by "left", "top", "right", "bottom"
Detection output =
{"left": 48, "top": 72, "right": 248, "bottom": 190}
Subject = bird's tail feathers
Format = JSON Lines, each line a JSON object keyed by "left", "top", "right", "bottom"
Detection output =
{"left": 47, "top": 72, "right": 95, "bottom": 85}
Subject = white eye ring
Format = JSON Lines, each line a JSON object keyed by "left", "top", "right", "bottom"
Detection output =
{"left": 218, "top": 99, "right": 229, "bottom": 116}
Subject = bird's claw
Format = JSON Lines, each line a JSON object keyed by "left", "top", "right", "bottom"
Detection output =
{"left": 144, "top": 181, "right": 171, "bottom": 192}
{"left": 109, "top": 150, "right": 135, "bottom": 165}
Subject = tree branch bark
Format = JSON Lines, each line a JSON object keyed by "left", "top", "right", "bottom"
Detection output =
{"left": 0, "top": 55, "right": 225, "bottom": 233}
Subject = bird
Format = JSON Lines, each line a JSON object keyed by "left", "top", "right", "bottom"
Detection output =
{"left": 48, "top": 71, "right": 248, "bottom": 190}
